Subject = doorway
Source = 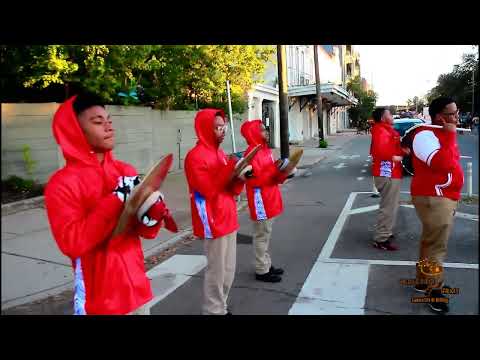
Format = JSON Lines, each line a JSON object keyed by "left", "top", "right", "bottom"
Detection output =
{"left": 262, "top": 99, "right": 275, "bottom": 148}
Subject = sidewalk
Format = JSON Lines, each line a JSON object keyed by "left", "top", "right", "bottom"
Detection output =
{"left": 273, "top": 133, "right": 359, "bottom": 171}
{"left": 1, "top": 132, "right": 357, "bottom": 312}
{"left": 1, "top": 169, "right": 194, "bottom": 310}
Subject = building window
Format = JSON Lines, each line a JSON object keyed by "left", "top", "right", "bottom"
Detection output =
{"left": 300, "top": 50, "right": 305, "bottom": 84}
{"left": 295, "top": 47, "right": 300, "bottom": 84}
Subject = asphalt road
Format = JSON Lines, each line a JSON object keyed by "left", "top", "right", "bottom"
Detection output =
{"left": 150, "top": 133, "right": 479, "bottom": 315}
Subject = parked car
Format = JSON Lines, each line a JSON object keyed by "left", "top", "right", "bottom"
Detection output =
{"left": 393, "top": 118, "right": 424, "bottom": 175}
{"left": 459, "top": 113, "right": 472, "bottom": 128}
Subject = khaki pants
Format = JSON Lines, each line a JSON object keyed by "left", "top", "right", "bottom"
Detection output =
{"left": 374, "top": 177, "right": 401, "bottom": 242}
{"left": 412, "top": 196, "right": 457, "bottom": 271}
{"left": 253, "top": 218, "right": 275, "bottom": 275}
{"left": 202, "top": 231, "right": 237, "bottom": 315}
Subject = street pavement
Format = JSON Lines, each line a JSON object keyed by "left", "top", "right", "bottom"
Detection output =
{"left": 1, "top": 133, "right": 351, "bottom": 313}
{"left": 149, "top": 132, "right": 479, "bottom": 315}
{"left": 2, "top": 131, "right": 478, "bottom": 315}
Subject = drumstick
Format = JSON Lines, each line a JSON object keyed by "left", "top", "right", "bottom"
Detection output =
{"left": 422, "top": 124, "right": 471, "bottom": 132}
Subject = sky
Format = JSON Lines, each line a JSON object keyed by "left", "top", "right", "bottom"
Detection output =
{"left": 355, "top": 45, "right": 476, "bottom": 106}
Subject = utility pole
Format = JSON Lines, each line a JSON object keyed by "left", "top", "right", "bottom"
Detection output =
{"left": 277, "top": 45, "right": 290, "bottom": 159}
{"left": 313, "top": 45, "right": 324, "bottom": 143}
{"left": 226, "top": 80, "right": 236, "bottom": 154}
{"left": 472, "top": 68, "right": 475, "bottom": 116}
{"left": 477, "top": 44, "right": 480, "bottom": 115}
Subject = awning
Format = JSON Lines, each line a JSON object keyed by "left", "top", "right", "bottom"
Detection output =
{"left": 288, "top": 83, "right": 358, "bottom": 106}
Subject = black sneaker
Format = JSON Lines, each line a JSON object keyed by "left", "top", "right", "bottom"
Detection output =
{"left": 269, "top": 266, "right": 284, "bottom": 275}
{"left": 372, "top": 239, "right": 398, "bottom": 251}
{"left": 225, "top": 312, "right": 233, "bottom": 316}
{"left": 256, "top": 272, "right": 282, "bottom": 283}
{"left": 428, "top": 288, "right": 449, "bottom": 314}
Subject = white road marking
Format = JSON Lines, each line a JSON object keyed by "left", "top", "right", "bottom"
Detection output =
{"left": 461, "top": 192, "right": 479, "bottom": 196}
{"left": 288, "top": 262, "right": 369, "bottom": 315}
{"left": 318, "top": 192, "right": 357, "bottom": 260}
{"left": 333, "top": 163, "right": 347, "bottom": 169}
{"left": 339, "top": 155, "right": 361, "bottom": 160}
{"left": 356, "top": 177, "right": 365, "bottom": 181}
{"left": 363, "top": 164, "right": 369, "bottom": 167}
{"left": 361, "top": 169, "right": 367, "bottom": 173}
{"left": 321, "top": 258, "right": 479, "bottom": 270}
{"left": 291, "top": 191, "right": 479, "bottom": 315}
{"left": 348, "top": 203, "right": 478, "bottom": 221}
{"left": 144, "top": 255, "right": 207, "bottom": 311}
{"left": 349, "top": 205, "right": 379, "bottom": 215}
{"left": 456, "top": 212, "right": 479, "bottom": 221}
{"left": 460, "top": 156, "right": 472, "bottom": 159}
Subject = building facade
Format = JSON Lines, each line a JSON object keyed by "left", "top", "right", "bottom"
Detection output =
{"left": 247, "top": 45, "right": 358, "bottom": 147}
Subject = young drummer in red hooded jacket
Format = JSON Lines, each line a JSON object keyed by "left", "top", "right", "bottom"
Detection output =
{"left": 184, "top": 109, "right": 249, "bottom": 315}
{"left": 404, "top": 96, "right": 464, "bottom": 314}
{"left": 370, "top": 107, "right": 409, "bottom": 251}
{"left": 240, "top": 120, "right": 294, "bottom": 283}
{"left": 44, "top": 92, "right": 177, "bottom": 315}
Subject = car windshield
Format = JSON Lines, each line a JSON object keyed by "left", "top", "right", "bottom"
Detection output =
{"left": 393, "top": 119, "right": 423, "bottom": 136}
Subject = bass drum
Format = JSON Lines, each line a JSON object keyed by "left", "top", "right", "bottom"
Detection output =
{"left": 400, "top": 123, "right": 427, "bottom": 176}
{"left": 402, "top": 155, "right": 414, "bottom": 176}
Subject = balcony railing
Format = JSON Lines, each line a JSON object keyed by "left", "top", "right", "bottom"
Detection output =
{"left": 288, "top": 67, "right": 313, "bottom": 87}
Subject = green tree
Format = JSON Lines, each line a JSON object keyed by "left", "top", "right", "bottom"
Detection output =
{"left": 347, "top": 76, "right": 377, "bottom": 129}
{"left": 407, "top": 96, "right": 426, "bottom": 112}
{"left": 3, "top": 45, "right": 275, "bottom": 110}
{"left": 427, "top": 50, "right": 479, "bottom": 113}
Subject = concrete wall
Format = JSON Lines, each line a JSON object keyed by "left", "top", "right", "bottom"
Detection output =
{"left": 1, "top": 103, "right": 61, "bottom": 184}
{"left": 1, "top": 103, "right": 248, "bottom": 183}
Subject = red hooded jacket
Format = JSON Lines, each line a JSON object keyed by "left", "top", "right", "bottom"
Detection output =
{"left": 370, "top": 122, "right": 403, "bottom": 179}
{"left": 45, "top": 96, "right": 164, "bottom": 315}
{"left": 409, "top": 126, "right": 464, "bottom": 200}
{"left": 241, "top": 120, "right": 289, "bottom": 221}
{"left": 184, "top": 109, "right": 244, "bottom": 239}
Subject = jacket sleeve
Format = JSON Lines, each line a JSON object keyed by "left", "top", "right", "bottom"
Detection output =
{"left": 413, "top": 130, "right": 458, "bottom": 172}
{"left": 228, "top": 177, "right": 245, "bottom": 196}
{"left": 45, "top": 178, "right": 123, "bottom": 260}
{"left": 246, "top": 152, "right": 288, "bottom": 188}
{"left": 135, "top": 200, "right": 177, "bottom": 239}
{"left": 371, "top": 127, "right": 398, "bottom": 161}
{"left": 185, "top": 153, "right": 236, "bottom": 200}
{"left": 245, "top": 154, "right": 278, "bottom": 187}
{"left": 136, "top": 222, "right": 161, "bottom": 240}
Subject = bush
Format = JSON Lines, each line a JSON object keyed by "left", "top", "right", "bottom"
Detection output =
{"left": 3, "top": 175, "right": 36, "bottom": 192}
{"left": 319, "top": 139, "right": 328, "bottom": 148}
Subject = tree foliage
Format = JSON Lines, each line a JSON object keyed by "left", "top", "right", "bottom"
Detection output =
{"left": 1, "top": 45, "right": 275, "bottom": 112}
{"left": 406, "top": 95, "right": 426, "bottom": 113}
{"left": 427, "top": 49, "right": 479, "bottom": 114}
{"left": 346, "top": 75, "right": 378, "bottom": 129}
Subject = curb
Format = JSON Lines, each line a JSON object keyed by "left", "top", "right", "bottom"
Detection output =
{"left": 297, "top": 155, "right": 327, "bottom": 170}
{"left": 144, "top": 229, "right": 194, "bottom": 259}
{"left": 1, "top": 196, "right": 45, "bottom": 216}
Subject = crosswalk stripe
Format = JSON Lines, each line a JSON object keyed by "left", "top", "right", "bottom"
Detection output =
{"left": 144, "top": 255, "right": 207, "bottom": 311}
{"left": 289, "top": 262, "right": 369, "bottom": 315}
